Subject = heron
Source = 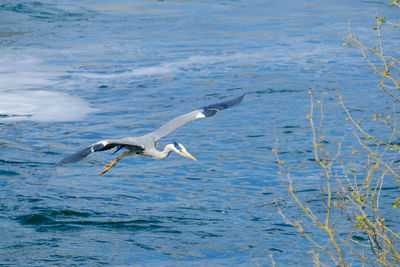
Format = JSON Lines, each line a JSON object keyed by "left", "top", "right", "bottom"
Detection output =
{"left": 56, "top": 94, "right": 245, "bottom": 175}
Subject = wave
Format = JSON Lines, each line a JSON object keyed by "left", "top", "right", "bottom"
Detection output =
{"left": 80, "top": 53, "right": 260, "bottom": 79}
{"left": 79, "top": 43, "right": 342, "bottom": 80}
{"left": 0, "top": 90, "right": 94, "bottom": 122}
{"left": 0, "top": 54, "right": 95, "bottom": 122}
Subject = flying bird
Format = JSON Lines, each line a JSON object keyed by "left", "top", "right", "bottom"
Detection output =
{"left": 56, "top": 94, "right": 245, "bottom": 175}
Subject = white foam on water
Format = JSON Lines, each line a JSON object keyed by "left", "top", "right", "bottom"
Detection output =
{"left": 0, "top": 90, "right": 94, "bottom": 122}
{"left": 80, "top": 45, "right": 341, "bottom": 80}
{"left": 0, "top": 54, "right": 95, "bottom": 122}
{"left": 81, "top": 53, "right": 256, "bottom": 79}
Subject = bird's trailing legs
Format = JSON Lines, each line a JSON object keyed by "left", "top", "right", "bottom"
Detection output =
{"left": 99, "top": 151, "right": 130, "bottom": 175}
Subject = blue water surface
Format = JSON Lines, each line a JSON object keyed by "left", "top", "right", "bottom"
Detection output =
{"left": 1, "top": 0, "right": 399, "bottom": 266}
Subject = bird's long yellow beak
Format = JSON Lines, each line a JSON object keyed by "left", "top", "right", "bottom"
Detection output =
{"left": 182, "top": 151, "right": 197, "bottom": 161}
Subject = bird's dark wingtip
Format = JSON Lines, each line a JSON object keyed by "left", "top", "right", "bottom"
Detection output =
{"left": 54, "top": 162, "right": 62, "bottom": 167}
{"left": 235, "top": 93, "right": 246, "bottom": 104}
{"left": 54, "top": 146, "right": 93, "bottom": 166}
{"left": 201, "top": 94, "right": 245, "bottom": 117}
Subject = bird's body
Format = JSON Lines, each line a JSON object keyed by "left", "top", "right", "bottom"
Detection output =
{"left": 56, "top": 94, "right": 245, "bottom": 175}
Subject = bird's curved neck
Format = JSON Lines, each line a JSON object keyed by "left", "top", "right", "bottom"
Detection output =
{"left": 153, "top": 144, "right": 175, "bottom": 159}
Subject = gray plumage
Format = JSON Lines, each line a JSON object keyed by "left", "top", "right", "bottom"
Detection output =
{"left": 56, "top": 94, "right": 245, "bottom": 170}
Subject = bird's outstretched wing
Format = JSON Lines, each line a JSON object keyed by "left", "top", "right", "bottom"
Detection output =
{"left": 55, "top": 140, "right": 141, "bottom": 166}
{"left": 56, "top": 94, "right": 244, "bottom": 166}
{"left": 146, "top": 94, "right": 245, "bottom": 141}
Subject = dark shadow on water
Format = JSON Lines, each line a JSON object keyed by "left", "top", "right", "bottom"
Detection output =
{"left": 0, "top": 159, "right": 54, "bottom": 167}
{"left": 0, "top": 169, "right": 19, "bottom": 176}
{"left": 17, "top": 213, "right": 55, "bottom": 225}
{"left": 48, "top": 209, "right": 92, "bottom": 217}
{"left": 14, "top": 209, "right": 189, "bottom": 234}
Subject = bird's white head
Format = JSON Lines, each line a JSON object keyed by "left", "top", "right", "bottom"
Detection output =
{"left": 172, "top": 142, "right": 197, "bottom": 161}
